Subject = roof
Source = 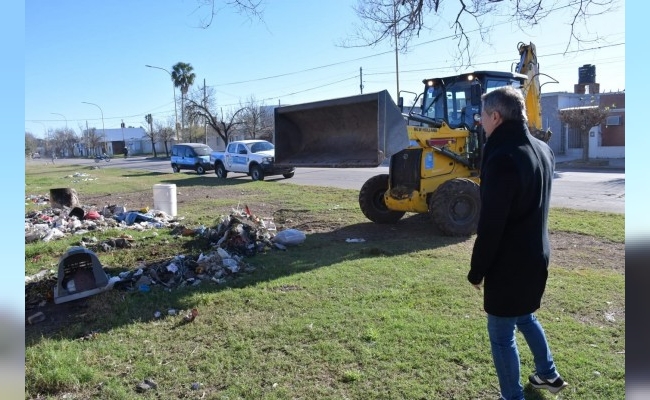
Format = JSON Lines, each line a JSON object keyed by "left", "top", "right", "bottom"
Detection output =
{"left": 99, "top": 127, "right": 148, "bottom": 142}
{"left": 174, "top": 143, "right": 212, "bottom": 147}
{"left": 230, "top": 140, "right": 269, "bottom": 144}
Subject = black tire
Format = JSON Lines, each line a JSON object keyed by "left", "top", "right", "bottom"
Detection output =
{"left": 283, "top": 172, "right": 295, "bottom": 179}
{"left": 428, "top": 178, "right": 480, "bottom": 236}
{"left": 358, "top": 174, "right": 405, "bottom": 223}
{"left": 196, "top": 165, "right": 206, "bottom": 174}
{"left": 215, "top": 163, "right": 228, "bottom": 178}
{"left": 250, "top": 165, "right": 265, "bottom": 181}
{"left": 95, "top": 157, "right": 100, "bottom": 163}
{"left": 172, "top": 164, "right": 180, "bottom": 173}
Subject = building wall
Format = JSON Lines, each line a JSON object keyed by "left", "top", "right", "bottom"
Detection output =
{"left": 541, "top": 91, "right": 625, "bottom": 158}
{"left": 599, "top": 92, "right": 625, "bottom": 147}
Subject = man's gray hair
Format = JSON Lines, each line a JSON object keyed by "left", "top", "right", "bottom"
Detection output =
{"left": 481, "top": 86, "right": 528, "bottom": 122}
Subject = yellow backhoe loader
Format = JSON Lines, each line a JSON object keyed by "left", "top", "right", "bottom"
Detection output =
{"left": 273, "top": 42, "right": 551, "bottom": 236}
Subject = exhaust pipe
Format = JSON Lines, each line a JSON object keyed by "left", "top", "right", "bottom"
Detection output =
{"left": 274, "top": 90, "right": 409, "bottom": 168}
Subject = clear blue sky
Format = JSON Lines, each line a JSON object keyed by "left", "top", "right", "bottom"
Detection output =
{"left": 25, "top": 0, "right": 625, "bottom": 138}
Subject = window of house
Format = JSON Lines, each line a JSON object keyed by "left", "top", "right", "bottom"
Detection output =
{"left": 606, "top": 115, "right": 621, "bottom": 126}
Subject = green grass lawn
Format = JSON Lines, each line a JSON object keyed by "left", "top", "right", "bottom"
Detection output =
{"left": 25, "top": 164, "right": 624, "bottom": 399}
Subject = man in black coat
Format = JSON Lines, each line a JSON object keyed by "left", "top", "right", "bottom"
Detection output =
{"left": 468, "top": 86, "right": 568, "bottom": 399}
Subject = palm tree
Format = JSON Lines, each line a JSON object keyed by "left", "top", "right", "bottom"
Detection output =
{"left": 171, "top": 62, "right": 196, "bottom": 141}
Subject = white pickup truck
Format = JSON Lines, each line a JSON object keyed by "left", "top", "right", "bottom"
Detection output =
{"left": 209, "top": 139, "right": 295, "bottom": 181}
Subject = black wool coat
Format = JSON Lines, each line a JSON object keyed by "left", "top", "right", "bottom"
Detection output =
{"left": 468, "top": 120, "right": 555, "bottom": 317}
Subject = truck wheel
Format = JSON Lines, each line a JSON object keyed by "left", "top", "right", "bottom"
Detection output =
{"left": 359, "top": 174, "right": 405, "bottom": 223}
{"left": 428, "top": 178, "right": 480, "bottom": 236}
{"left": 283, "top": 172, "right": 295, "bottom": 179}
{"left": 172, "top": 164, "right": 180, "bottom": 173}
{"left": 196, "top": 165, "right": 206, "bottom": 174}
{"left": 250, "top": 165, "right": 265, "bottom": 181}
{"left": 215, "top": 163, "right": 228, "bottom": 178}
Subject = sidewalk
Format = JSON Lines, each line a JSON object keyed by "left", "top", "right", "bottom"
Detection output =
{"left": 554, "top": 155, "right": 625, "bottom": 172}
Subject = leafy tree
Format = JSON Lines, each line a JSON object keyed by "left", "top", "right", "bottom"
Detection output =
{"left": 559, "top": 99, "right": 611, "bottom": 162}
{"left": 171, "top": 62, "right": 196, "bottom": 140}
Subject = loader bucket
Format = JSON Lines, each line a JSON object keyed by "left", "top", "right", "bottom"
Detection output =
{"left": 273, "top": 90, "right": 409, "bottom": 168}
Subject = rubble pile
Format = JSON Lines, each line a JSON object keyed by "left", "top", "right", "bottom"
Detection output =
{"left": 25, "top": 203, "right": 307, "bottom": 310}
{"left": 25, "top": 194, "right": 178, "bottom": 244}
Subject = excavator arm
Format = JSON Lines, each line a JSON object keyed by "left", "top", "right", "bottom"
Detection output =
{"left": 516, "top": 42, "right": 552, "bottom": 143}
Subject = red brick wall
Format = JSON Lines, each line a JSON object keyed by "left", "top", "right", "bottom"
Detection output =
{"left": 599, "top": 93, "right": 625, "bottom": 146}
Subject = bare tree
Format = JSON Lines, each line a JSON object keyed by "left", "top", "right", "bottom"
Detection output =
{"left": 25, "top": 132, "right": 38, "bottom": 157}
{"left": 80, "top": 126, "right": 103, "bottom": 156}
{"left": 196, "top": 1, "right": 617, "bottom": 65}
{"left": 49, "top": 128, "right": 78, "bottom": 158}
{"left": 156, "top": 119, "right": 176, "bottom": 157}
{"left": 237, "top": 95, "right": 273, "bottom": 140}
{"left": 559, "top": 98, "right": 612, "bottom": 162}
{"left": 186, "top": 87, "right": 246, "bottom": 145}
{"left": 196, "top": 0, "right": 265, "bottom": 28}
{"left": 345, "top": 0, "right": 618, "bottom": 65}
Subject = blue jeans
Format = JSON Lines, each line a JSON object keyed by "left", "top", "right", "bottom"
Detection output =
{"left": 487, "top": 313, "right": 559, "bottom": 400}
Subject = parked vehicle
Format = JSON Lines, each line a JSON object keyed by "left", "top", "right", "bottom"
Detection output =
{"left": 171, "top": 143, "right": 214, "bottom": 174}
{"left": 210, "top": 140, "right": 295, "bottom": 181}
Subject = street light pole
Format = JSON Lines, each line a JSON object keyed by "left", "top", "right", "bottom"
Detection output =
{"left": 81, "top": 101, "right": 105, "bottom": 153}
{"left": 145, "top": 64, "right": 179, "bottom": 141}
{"left": 51, "top": 113, "right": 67, "bottom": 129}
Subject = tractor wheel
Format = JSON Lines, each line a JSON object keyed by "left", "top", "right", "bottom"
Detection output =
{"left": 215, "top": 163, "right": 228, "bottom": 178}
{"left": 250, "top": 165, "right": 265, "bottom": 181}
{"left": 172, "top": 164, "right": 180, "bottom": 173}
{"left": 359, "top": 174, "right": 405, "bottom": 224}
{"left": 428, "top": 178, "right": 480, "bottom": 236}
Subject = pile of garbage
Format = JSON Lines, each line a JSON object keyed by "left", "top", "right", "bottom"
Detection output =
{"left": 25, "top": 204, "right": 307, "bottom": 310}
{"left": 25, "top": 196, "right": 178, "bottom": 244}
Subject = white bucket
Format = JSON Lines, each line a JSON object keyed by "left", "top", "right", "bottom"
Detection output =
{"left": 153, "top": 184, "right": 177, "bottom": 216}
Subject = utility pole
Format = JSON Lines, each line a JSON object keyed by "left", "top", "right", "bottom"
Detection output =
{"left": 359, "top": 67, "right": 364, "bottom": 94}
{"left": 393, "top": 2, "right": 400, "bottom": 100}
{"left": 121, "top": 120, "right": 125, "bottom": 149}
{"left": 204, "top": 78, "right": 208, "bottom": 145}
{"left": 86, "top": 120, "right": 90, "bottom": 155}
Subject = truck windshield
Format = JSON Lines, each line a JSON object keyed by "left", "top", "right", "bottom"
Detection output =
{"left": 423, "top": 80, "right": 473, "bottom": 128}
{"left": 249, "top": 141, "right": 274, "bottom": 153}
{"left": 422, "top": 77, "right": 522, "bottom": 128}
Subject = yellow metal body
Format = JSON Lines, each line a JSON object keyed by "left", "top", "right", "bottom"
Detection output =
{"left": 384, "top": 124, "right": 478, "bottom": 213}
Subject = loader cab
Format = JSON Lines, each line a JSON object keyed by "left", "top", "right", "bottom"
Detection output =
{"left": 421, "top": 71, "right": 527, "bottom": 129}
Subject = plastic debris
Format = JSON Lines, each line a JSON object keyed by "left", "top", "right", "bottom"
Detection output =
{"left": 273, "top": 229, "right": 306, "bottom": 246}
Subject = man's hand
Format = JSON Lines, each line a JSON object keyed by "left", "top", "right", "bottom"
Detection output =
{"left": 472, "top": 280, "right": 483, "bottom": 291}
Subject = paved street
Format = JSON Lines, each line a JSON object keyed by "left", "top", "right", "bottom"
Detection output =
{"left": 29, "top": 156, "right": 625, "bottom": 214}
